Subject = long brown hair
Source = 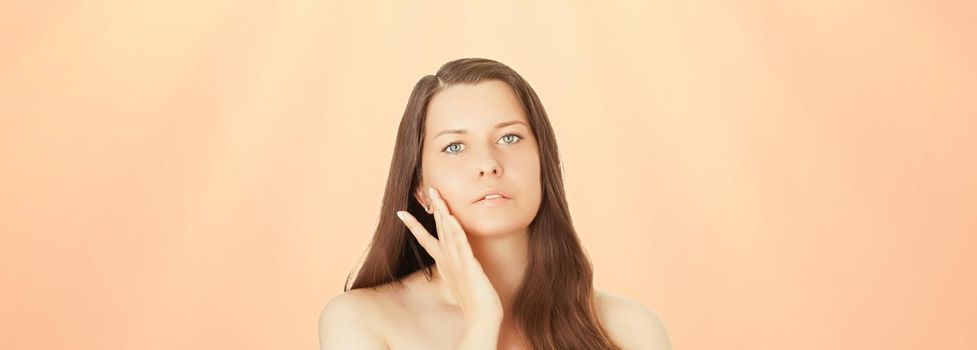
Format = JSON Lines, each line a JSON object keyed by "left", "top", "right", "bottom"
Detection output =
{"left": 345, "top": 58, "right": 620, "bottom": 349}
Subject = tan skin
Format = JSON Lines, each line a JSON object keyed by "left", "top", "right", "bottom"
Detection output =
{"left": 319, "top": 80, "right": 671, "bottom": 349}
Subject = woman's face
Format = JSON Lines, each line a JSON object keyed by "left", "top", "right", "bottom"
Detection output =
{"left": 415, "top": 79, "right": 542, "bottom": 239}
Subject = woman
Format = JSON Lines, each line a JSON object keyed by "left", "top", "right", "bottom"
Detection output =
{"left": 319, "top": 58, "right": 671, "bottom": 350}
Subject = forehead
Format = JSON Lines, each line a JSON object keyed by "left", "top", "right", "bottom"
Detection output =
{"left": 425, "top": 80, "right": 528, "bottom": 132}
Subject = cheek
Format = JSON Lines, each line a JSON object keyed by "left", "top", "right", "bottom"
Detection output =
{"left": 512, "top": 151, "right": 542, "bottom": 185}
{"left": 424, "top": 159, "right": 465, "bottom": 185}
{"left": 426, "top": 172, "right": 468, "bottom": 210}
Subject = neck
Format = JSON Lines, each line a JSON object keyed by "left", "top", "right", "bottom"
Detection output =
{"left": 433, "top": 227, "right": 530, "bottom": 315}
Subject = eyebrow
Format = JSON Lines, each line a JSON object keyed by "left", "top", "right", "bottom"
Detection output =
{"left": 434, "top": 120, "right": 528, "bottom": 138}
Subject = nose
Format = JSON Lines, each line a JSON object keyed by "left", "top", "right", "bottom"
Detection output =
{"left": 478, "top": 157, "right": 503, "bottom": 178}
{"left": 480, "top": 164, "right": 501, "bottom": 177}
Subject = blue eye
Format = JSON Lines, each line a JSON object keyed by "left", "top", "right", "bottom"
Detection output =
{"left": 500, "top": 134, "right": 521, "bottom": 144}
{"left": 442, "top": 133, "right": 523, "bottom": 154}
{"left": 444, "top": 143, "right": 464, "bottom": 154}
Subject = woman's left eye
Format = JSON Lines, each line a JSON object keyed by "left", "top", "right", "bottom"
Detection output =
{"left": 499, "top": 133, "right": 522, "bottom": 144}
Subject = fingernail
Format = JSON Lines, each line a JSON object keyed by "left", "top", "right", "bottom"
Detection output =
{"left": 428, "top": 187, "right": 436, "bottom": 198}
{"left": 396, "top": 211, "right": 405, "bottom": 221}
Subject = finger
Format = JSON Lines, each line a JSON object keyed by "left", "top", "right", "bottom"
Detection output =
{"left": 448, "top": 216, "right": 475, "bottom": 266}
{"left": 428, "top": 188, "right": 445, "bottom": 241}
{"left": 447, "top": 215, "right": 471, "bottom": 250}
{"left": 396, "top": 210, "right": 441, "bottom": 261}
{"left": 430, "top": 188, "right": 456, "bottom": 259}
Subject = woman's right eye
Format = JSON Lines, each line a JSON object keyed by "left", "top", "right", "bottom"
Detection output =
{"left": 442, "top": 142, "right": 465, "bottom": 154}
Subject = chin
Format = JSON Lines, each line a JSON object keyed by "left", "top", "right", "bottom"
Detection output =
{"left": 459, "top": 219, "right": 527, "bottom": 238}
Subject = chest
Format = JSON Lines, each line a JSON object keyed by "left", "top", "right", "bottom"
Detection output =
{"left": 376, "top": 309, "right": 528, "bottom": 350}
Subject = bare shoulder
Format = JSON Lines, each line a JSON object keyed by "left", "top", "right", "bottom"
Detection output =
{"left": 318, "top": 288, "right": 390, "bottom": 350}
{"left": 594, "top": 289, "right": 672, "bottom": 350}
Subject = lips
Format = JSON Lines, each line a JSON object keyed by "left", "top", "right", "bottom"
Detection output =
{"left": 472, "top": 189, "right": 513, "bottom": 203}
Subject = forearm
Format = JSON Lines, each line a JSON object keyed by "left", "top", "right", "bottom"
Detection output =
{"left": 456, "top": 319, "right": 502, "bottom": 350}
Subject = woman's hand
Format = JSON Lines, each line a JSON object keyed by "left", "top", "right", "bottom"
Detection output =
{"left": 396, "top": 187, "right": 504, "bottom": 326}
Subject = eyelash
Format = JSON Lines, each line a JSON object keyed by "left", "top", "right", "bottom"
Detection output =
{"left": 441, "top": 133, "right": 523, "bottom": 154}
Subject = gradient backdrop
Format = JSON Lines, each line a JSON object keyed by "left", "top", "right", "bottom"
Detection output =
{"left": 2, "top": 1, "right": 975, "bottom": 349}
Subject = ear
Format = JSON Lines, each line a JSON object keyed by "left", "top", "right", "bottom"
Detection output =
{"left": 413, "top": 185, "right": 431, "bottom": 213}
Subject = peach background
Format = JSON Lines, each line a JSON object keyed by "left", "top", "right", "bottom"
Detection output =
{"left": 2, "top": 1, "right": 975, "bottom": 349}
